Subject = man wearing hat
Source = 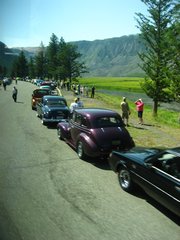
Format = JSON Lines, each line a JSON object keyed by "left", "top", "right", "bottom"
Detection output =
{"left": 69, "top": 98, "right": 78, "bottom": 115}
{"left": 120, "top": 97, "right": 131, "bottom": 126}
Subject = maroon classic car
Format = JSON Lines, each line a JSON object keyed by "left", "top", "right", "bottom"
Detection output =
{"left": 57, "top": 108, "right": 135, "bottom": 160}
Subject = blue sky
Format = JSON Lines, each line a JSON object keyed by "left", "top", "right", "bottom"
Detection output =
{"left": 1, "top": 0, "right": 147, "bottom": 48}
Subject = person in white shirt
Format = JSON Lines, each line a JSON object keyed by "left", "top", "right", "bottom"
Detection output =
{"left": 69, "top": 98, "right": 78, "bottom": 114}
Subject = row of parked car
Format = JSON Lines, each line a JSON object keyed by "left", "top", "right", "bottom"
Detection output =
{"left": 31, "top": 81, "right": 180, "bottom": 218}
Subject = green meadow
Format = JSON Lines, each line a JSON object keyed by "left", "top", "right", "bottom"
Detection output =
{"left": 79, "top": 77, "right": 143, "bottom": 92}
{"left": 78, "top": 77, "right": 180, "bottom": 128}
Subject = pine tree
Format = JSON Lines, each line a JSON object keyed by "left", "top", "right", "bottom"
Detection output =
{"left": 136, "top": 0, "right": 177, "bottom": 116}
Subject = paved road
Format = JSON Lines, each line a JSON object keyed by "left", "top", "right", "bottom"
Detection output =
{"left": 0, "top": 81, "right": 179, "bottom": 240}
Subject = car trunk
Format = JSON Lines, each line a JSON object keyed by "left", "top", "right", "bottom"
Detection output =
{"left": 91, "top": 126, "right": 134, "bottom": 150}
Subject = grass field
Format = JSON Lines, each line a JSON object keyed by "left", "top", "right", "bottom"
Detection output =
{"left": 78, "top": 77, "right": 180, "bottom": 128}
{"left": 78, "top": 77, "right": 144, "bottom": 92}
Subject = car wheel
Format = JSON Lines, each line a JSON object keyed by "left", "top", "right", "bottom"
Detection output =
{"left": 118, "top": 167, "right": 133, "bottom": 192}
{"left": 57, "top": 128, "right": 63, "bottom": 140}
{"left": 41, "top": 119, "right": 46, "bottom": 126}
{"left": 77, "top": 141, "right": 86, "bottom": 159}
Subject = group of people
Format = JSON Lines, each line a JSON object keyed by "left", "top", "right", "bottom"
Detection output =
{"left": 120, "top": 96, "right": 144, "bottom": 126}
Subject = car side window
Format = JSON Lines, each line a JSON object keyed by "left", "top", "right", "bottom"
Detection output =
{"left": 76, "top": 114, "right": 82, "bottom": 125}
{"left": 154, "top": 153, "right": 180, "bottom": 179}
{"left": 81, "top": 117, "right": 87, "bottom": 127}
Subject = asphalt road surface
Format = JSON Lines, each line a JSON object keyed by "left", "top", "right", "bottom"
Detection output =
{"left": 0, "top": 81, "right": 179, "bottom": 240}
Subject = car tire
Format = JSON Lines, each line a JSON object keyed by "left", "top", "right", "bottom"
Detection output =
{"left": 57, "top": 128, "right": 63, "bottom": 140}
{"left": 41, "top": 119, "right": 46, "bottom": 126}
{"left": 118, "top": 167, "right": 133, "bottom": 192}
{"left": 77, "top": 141, "right": 86, "bottom": 160}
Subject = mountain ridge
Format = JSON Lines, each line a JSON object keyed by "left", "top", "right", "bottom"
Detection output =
{"left": 2, "top": 34, "right": 145, "bottom": 77}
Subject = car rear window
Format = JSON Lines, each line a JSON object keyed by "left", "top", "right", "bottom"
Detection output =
{"left": 95, "top": 116, "right": 124, "bottom": 128}
{"left": 33, "top": 90, "right": 50, "bottom": 97}
{"left": 45, "top": 99, "right": 67, "bottom": 106}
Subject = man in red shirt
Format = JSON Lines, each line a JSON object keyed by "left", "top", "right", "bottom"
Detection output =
{"left": 135, "top": 99, "right": 144, "bottom": 124}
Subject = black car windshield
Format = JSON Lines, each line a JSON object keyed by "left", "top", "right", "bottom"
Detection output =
{"left": 45, "top": 99, "right": 66, "bottom": 106}
{"left": 95, "top": 116, "right": 124, "bottom": 128}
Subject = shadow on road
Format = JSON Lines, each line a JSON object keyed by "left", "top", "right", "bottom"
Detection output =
{"left": 82, "top": 157, "right": 111, "bottom": 170}
{"left": 130, "top": 187, "right": 180, "bottom": 225}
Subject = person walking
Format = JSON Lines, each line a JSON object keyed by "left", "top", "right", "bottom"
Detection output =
{"left": 91, "top": 86, "right": 95, "bottom": 98}
{"left": 12, "top": 86, "right": 18, "bottom": 102}
{"left": 135, "top": 98, "right": 144, "bottom": 124}
{"left": 3, "top": 79, "right": 7, "bottom": 90}
{"left": 120, "top": 97, "right": 130, "bottom": 126}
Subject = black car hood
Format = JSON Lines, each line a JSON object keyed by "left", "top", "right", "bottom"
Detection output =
{"left": 112, "top": 147, "right": 161, "bottom": 164}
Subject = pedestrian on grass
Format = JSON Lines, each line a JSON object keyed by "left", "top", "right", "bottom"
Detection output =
{"left": 120, "top": 97, "right": 130, "bottom": 126}
{"left": 91, "top": 86, "right": 95, "bottom": 98}
{"left": 12, "top": 86, "right": 18, "bottom": 102}
{"left": 135, "top": 98, "right": 144, "bottom": 124}
{"left": 77, "top": 97, "right": 84, "bottom": 108}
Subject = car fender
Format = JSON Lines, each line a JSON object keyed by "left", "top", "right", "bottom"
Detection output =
{"left": 116, "top": 160, "right": 127, "bottom": 172}
{"left": 77, "top": 132, "right": 98, "bottom": 156}
{"left": 57, "top": 122, "right": 71, "bottom": 139}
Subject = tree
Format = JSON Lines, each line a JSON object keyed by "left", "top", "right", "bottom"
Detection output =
{"left": 166, "top": 2, "right": 180, "bottom": 101}
{"left": 136, "top": 0, "right": 177, "bottom": 116}
{"left": 57, "top": 39, "right": 87, "bottom": 88}
{"left": 13, "top": 50, "right": 28, "bottom": 78}
{"left": 35, "top": 42, "right": 47, "bottom": 79}
{"left": 28, "top": 57, "right": 36, "bottom": 79}
{"left": 46, "top": 33, "right": 59, "bottom": 79}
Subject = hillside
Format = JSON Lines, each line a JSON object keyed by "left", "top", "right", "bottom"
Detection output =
{"left": 72, "top": 35, "right": 145, "bottom": 77}
{"left": 1, "top": 34, "right": 145, "bottom": 77}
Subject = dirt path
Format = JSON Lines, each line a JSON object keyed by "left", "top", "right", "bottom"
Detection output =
{"left": 61, "top": 89, "right": 180, "bottom": 149}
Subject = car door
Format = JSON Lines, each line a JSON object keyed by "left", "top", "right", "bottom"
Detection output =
{"left": 139, "top": 154, "right": 180, "bottom": 215}
{"left": 70, "top": 112, "right": 82, "bottom": 144}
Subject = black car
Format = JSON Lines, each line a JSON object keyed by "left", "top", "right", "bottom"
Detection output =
{"left": 36, "top": 95, "right": 70, "bottom": 125}
{"left": 108, "top": 147, "right": 180, "bottom": 217}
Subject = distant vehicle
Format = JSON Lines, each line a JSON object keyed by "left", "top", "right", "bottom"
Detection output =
{"left": 57, "top": 108, "right": 135, "bottom": 160}
{"left": 36, "top": 95, "right": 69, "bottom": 125}
{"left": 108, "top": 147, "right": 180, "bottom": 217}
{"left": 3, "top": 77, "right": 12, "bottom": 85}
{"left": 39, "top": 85, "right": 51, "bottom": 91}
{"left": 40, "top": 81, "right": 57, "bottom": 90}
{"left": 34, "top": 79, "right": 44, "bottom": 86}
{"left": 31, "top": 88, "right": 51, "bottom": 110}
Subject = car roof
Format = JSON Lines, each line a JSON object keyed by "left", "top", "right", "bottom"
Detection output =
{"left": 33, "top": 88, "right": 50, "bottom": 93}
{"left": 74, "top": 108, "right": 119, "bottom": 117}
{"left": 43, "top": 95, "right": 66, "bottom": 100}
